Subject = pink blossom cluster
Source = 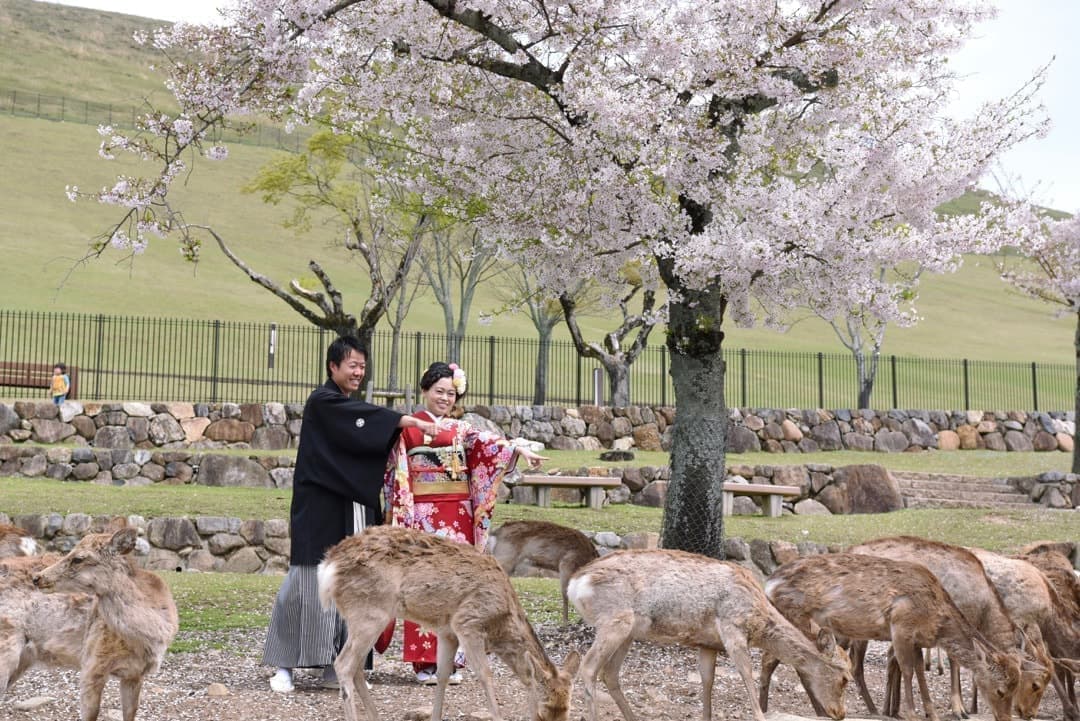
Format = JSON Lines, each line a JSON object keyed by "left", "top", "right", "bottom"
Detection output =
{"left": 83, "top": 0, "right": 1047, "bottom": 325}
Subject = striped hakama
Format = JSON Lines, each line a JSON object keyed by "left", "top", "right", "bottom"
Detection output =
{"left": 262, "top": 504, "right": 374, "bottom": 669}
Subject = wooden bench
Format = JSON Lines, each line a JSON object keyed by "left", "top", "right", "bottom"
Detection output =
{"left": 0, "top": 362, "right": 78, "bottom": 400}
{"left": 721, "top": 483, "right": 800, "bottom": 517}
{"left": 517, "top": 475, "right": 624, "bottom": 510}
{"left": 364, "top": 384, "right": 413, "bottom": 408}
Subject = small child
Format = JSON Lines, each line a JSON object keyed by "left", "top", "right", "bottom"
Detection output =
{"left": 49, "top": 363, "right": 70, "bottom": 405}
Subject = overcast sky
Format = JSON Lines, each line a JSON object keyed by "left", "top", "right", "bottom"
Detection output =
{"left": 43, "top": 0, "right": 1080, "bottom": 212}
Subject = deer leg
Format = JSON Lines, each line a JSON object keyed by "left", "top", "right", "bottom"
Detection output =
{"left": 970, "top": 670, "right": 979, "bottom": 714}
{"left": 456, "top": 631, "right": 503, "bottom": 721}
{"left": 1051, "top": 666, "right": 1080, "bottom": 721}
{"left": 334, "top": 620, "right": 384, "bottom": 721}
{"left": 79, "top": 662, "right": 109, "bottom": 721}
{"left": 720, "top": 625, "right": 767, "bottom": 721}
{"left": 580, "top": 612, "right": 638, "bottom": 721}
{"left": 848, "top": 639, "right": 878, "bottom": 715}
{"left": 558, "top": 563, "right": 572, "bottom": 625}
{"left": 0, "top": 631, "right": 27, "bottom": 696}
{"left": 431, "top": 632, "right": 460, "bottom": 721}
{"left": 697, "top": 648, "right": 718, "bottom": 721}
{"left": 598, "top": 635, "right": 636, "bottom": 721}
{"left": 119, "top": 675, "right": 143, "bottom": 721}
{"left": 946, "top": 653, "right": 967, "bottom": 719}
{"left": 758, "top": 653, "right": 780, "bottom": 712}
{"left": 883, "top": 647, "right": 901, "bottom": 717}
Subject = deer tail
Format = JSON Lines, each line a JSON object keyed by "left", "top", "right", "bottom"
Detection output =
{"left": 316, "top": 560, "right": 338, "bottom": 610}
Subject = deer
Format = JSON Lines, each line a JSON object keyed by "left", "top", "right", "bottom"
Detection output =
{"left": 763, "top": 553, "right": 1020, "bottom": 721}
{"left": 0, "top": 523, "right": 37, "bottom": 558}
{"left": 29, "top": 528, "right": 179, "bottom": 721}
{"left": 488, "top": 519, "right": 599, "bottom": 624}
{"left": 317, "top": 525, "right": 579, "bottom": 721}
{"left": 566, "top": 548, "right": 852, "bottom": 721}
{"left": 968, "top": 547, "right": 1080, "bottom": 721}
{"left": 848, "top": 535, "right": 1051, "bottom": 719}
{"left": 1017, "top": 548, "right": 1080, "bottom": 715}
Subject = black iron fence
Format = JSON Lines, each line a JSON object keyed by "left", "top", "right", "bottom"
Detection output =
{"left": 0, "top": 86, "right": 311, "bottom": 154}
{"left": 0, "top": 309, "right": 1072, "bottom": 410}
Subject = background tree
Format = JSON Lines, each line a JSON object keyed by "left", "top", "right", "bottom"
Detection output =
{"left": 420, "top": 222, "right": 504, "bottom": 363}
{"left": 997, "top": 212, "right": 1080, "bottom": 472}
{"left": 560, "top": 264, "right": 661, "bottom": 408}
{"left": 492, "top": 270, "right": 593, "bottom": 406}
{"left": 242, "top": 130, "right": 428, "bottom": 368}
{"left": 83, "top": 1, "right": 1044, "bottom": 558}
{"left": 815, "top": 266, "right": 924, "bottom": 409}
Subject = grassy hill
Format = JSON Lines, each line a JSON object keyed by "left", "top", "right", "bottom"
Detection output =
{"left": 0, "top": 0, "right": 1073, "bottom": 367}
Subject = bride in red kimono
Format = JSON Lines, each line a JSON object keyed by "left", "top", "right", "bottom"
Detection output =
{"left": 382, "top": 361, "right": 545, "bottom": 684}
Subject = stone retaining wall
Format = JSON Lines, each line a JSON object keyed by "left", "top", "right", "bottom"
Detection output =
{"left": 1, "top": 401, "right": 1074, "bottom": 455}
{"left": 5, "top": 510, "right": 1075, "bottom": 580}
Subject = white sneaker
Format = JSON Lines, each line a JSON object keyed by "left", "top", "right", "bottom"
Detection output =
{"left": 270, "top": 668, "right": 294, "bottom": 693}
{"left": 416, "top": 670, "right": 437, "bottom": 685}
{"left": 448, "top": 671, "right": 463, "bottom": 685}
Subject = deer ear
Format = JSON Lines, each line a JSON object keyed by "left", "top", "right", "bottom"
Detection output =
{"left": 109, "top": 528, "right": 138, "bottom": 556}
{"left": 562, "top": 651, "right": 581, "bottom": 677}
{"left": 816, "top": 629, "right": 837, "bottom": 654}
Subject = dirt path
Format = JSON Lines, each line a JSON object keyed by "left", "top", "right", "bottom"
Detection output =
{"left": 1, "top": 624, "right": 1065, "bottom": 721}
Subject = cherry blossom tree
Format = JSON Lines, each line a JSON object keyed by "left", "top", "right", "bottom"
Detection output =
{"left": 78, "top": 0, "right": 1045, "bottom": 557}
{"left": 997, "top": 213, "right": 1080, "bottom": 472}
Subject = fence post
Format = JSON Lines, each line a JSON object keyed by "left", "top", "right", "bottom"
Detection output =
{"left": 93, "top": 314, "right": 105, "bottom": 401}
{"left": 660, "top": 344, "right": 667, "bottom": 407}
{"left": 740, "top": 347, "right": 748, "bottom": 408}
{"left": 890, "top": 355, "right": 898, "bottom": 409}
{"left": 211, "top": 320, "right": 221, "bottom": 403}
{"left": 576, "top": 353, "right": 583, "bottom": 406}
{"left": 488, "top": 335, "right": 496, "bottom": 405}
{"left": 1031, "top": 362, "right": 1038, "bottom": 411}
{"left": 10, "top": 90, "right": 14, "bottom": 114}
{"left": 413, "top": 332, "right": 422, "bottom": 393}
{"left": 817, "top": 351, "right": 824, "bottom": 409}
{"left": 593, "top": 368, "right": 603, "bottom": 405}
{"left": 962, "top": 358, "right": 970, "bottom": 410}
{"left": 61, "top": 96, "right": 65, "bottom": 121}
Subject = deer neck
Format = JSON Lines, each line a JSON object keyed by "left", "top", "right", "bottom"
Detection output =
{"left": 756, "top": 618, "right": 831, "bottom": 673}
{"left": 92, "top": 569, "right": 170, "bottom": 650}
{"left": 490, "top": 617, "right": 554, "bottom": 687}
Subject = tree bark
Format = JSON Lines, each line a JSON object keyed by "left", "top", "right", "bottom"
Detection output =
{"left": 657, "top": 267, "right": 728, "bottom": 559}
{"left": 604, "top": 359, "right": 631, "bottom": 407}
{"left": 1073, "top": 309, "right": 1079, "bottom": 474}
{"left": 533, "top": 331, "right": 553, "bottom": 406}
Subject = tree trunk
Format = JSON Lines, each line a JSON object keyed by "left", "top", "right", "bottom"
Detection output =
{"left": 856, "top": 349, "right": 881, "bottom": 410}
{"left": 605, "top": 360, "right": 631, "bottom": 407}
{"left": 533, "top": 330, "right": 553, "bottom": 406}
{"left": 1073, "top": 309, "right": 1079, "bottom": 474}
{"left": 658, "top": 275, "right": 728, "bottom": 559}
{"left": 446, "top": 333, "right": 462, "bottom": 365}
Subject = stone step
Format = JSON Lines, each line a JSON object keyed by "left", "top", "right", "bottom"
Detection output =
{"left": 897, "top": 487, "right": 1031, "bottom": 504}
{"left": 893, "top": 472, "right": 1016, "bottom": 487}
{"left": 894, "top": 478, "right": 1026, "bottom": 495}
{"left": 903, "top": 496, "right": 1034, "bottom": 509}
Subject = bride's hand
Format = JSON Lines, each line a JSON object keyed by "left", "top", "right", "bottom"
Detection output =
{"left": 518, "top": 447, "right": 548, "bottom": 469}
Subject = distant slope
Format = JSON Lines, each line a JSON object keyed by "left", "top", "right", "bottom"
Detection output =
{"left": 0, "top": 0, "right": 171, "bottom": 104}
{"left": 0, "top": 0, "right": 1072, "bottom": 366}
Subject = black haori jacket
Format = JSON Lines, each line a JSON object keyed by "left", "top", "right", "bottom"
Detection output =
{"left": 288, "top": 379, "right": 402, "bottom": 566}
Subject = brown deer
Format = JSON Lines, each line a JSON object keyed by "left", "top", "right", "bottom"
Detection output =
{"left": 566, "top": 548, "right": 852, "bottom": 721}
{"left": 317, "top": 525, "right": 579, "bottom": 721}
{"left": 0, "top": 523, "right": 37, "bottom": 558}
{"left": 764, "top": 553, "right": 1020, "bottom": 721}
{"left": 488, "top": 519, "right": 599, "bottom": 624}
{"left": 30, "top": 528, "right": 179, "bottom": 721}
{"left": 969, "top": 547, "right": 1080, "bottom": 721}
{"left": 848, "top": 535, "right": 1051, "bottom": 719}
{"left": 1017, "top": 549, "right": 1080, "bottom": 715}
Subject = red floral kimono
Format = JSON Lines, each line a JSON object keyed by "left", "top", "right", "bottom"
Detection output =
{"left": 381, "top": 410, "right": 517, "bottom": 668}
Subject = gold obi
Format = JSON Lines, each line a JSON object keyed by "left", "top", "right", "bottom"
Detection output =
{"left": 411, "top": 480, "right": 470, "bottom": 496}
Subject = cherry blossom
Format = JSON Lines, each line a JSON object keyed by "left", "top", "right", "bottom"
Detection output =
{"left": 81, "top": 0, "right": 1048, "bottom": 556}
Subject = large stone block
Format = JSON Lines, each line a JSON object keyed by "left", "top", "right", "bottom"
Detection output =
{"left": 94, "top": 425, "right": 133, "bottom": 449}
{"left": 147, "top": 517, "right": 201, "bottom": 550}
{"left": 829, "top": 464, "right": 903, "bottom": 514}
{"left": 203, "top": 419, "right": 256, "bottom": 443}
{"left": 196, "top": 455, "right": 272, "bottom": 487}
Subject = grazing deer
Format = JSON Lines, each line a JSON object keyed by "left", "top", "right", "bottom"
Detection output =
{"left": 849, "top": 535, "right": 1051, "bottom": 719}
{"left": 0, "top": 523, "right": 36, "bottom": 558}
{"left": 488, "top": 520, "right": 599, "bottom": 624}
{"left": 764, "top": 553, "right": 1020, "bottom": 721}
{"left": 1017, "top": 549, "right": 1080, "bottom": 715}
{"left": 969, "top": 547, "right": 1080, "bottom": 721}
{"left": 30, "top": 528, "right": 179, "bottom": 721}
{"left": 566, "top": 549, "right": 851, "bottom": 721}
{"left": 317, "top": 525, "right": 579, "bottom": 721}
